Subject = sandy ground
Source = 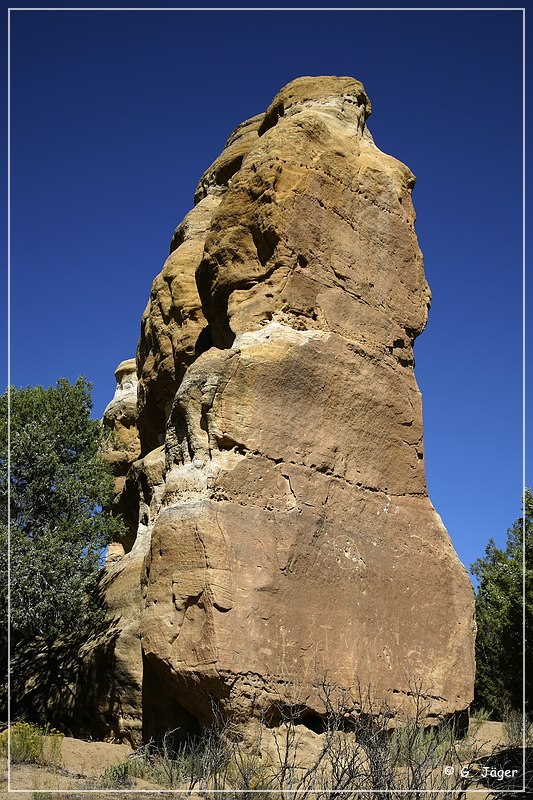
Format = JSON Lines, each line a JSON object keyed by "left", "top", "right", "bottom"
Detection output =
{"left": 0, "top": 721, "right": 512, "bottom": 799}
{"left": 470, "top": 720, "right": 507, "bottom": 753}
{"left": 0, "top": 736, "right": 169, "bottom": 797}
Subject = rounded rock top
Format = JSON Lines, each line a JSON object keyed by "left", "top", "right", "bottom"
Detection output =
{"left": 114, "top": 358, "right": 137, "bottom": 383}
{"left": 258, "top": 74, "right": 371, "bottom": 135}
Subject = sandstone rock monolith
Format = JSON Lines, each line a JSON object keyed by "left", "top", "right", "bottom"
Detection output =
{"left": 98, "top": 76, "right": 475, "bottom": 742}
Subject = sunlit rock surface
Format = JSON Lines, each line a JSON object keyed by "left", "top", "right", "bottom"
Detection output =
{"left": 96, "top": 76, "right": 475, "bottom": 742}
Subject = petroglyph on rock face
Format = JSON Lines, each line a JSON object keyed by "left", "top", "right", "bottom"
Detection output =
{"left": 97, "top": 76, "right": 475, "bottom": 742}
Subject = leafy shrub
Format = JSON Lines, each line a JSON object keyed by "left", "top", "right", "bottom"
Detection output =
{"left": 101, "top": 760, "right": 134, "bottom": 787}
{"left": 0, "top": 721, "right": 63, "bottom": 766}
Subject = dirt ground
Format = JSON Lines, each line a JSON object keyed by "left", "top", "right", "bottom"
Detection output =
{"left": 0, "top": 735, "right": 171, "bottom": 798}
{"left": 470, "top": 719, "right": 507, "bottom": 753}
{"left": 0, "top": 721, "right": 512, "bottom": 799}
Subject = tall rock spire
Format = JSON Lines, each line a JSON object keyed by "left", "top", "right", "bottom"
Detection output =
{"left": 101, "top": 76, "right": 475, "bottom": 742}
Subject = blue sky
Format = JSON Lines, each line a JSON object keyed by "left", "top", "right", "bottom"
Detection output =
{"left": 2, "top": 4, "right": 528, "bottom": 582}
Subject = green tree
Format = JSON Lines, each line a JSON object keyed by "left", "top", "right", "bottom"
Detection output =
{"left": 0, "top": 377, "right": 122, "bottom": 641}
{"left": 471, "top": 489, "right": 532, "bottom": 717}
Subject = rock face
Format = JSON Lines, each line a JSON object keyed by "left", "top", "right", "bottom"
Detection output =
{"left": 99, "top": 76, "right": 475, "bottom": 742}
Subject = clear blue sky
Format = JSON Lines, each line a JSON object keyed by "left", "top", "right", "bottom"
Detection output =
{"left": 2, "top": 4, "right": 528, "bottom": 583}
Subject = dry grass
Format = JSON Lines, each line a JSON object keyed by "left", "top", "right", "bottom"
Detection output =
{"left": 97, "top": 683, "right": 518, "bottom": 799}
{"left": 2, "top": 690, "right": 530, "bottom": 799}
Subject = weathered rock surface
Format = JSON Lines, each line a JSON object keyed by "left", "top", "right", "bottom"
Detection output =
{"left": 97, "top": 75, "right": 475, "bottom": 742}
{"left": 103, "top": 359, "right": 141, "bottom": 480}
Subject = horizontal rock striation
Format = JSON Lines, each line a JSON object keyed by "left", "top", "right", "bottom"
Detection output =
{"left": 95, "top": 76, "right": 475, "bottom": 743}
